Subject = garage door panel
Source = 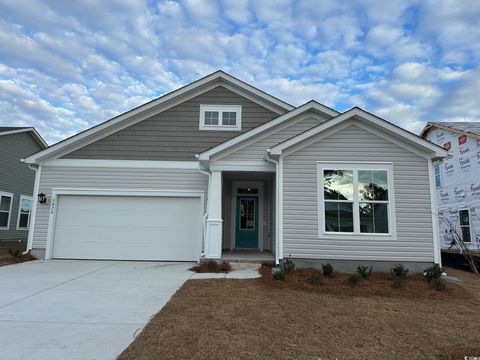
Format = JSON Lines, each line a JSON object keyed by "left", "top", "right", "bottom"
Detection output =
{"left": 52, "top": 195, "right": 202, "bottom": 261}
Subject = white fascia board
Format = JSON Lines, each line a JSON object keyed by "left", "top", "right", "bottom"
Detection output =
{"left": 0, "top": 128, "right": 48, "bottom": 148}
{"left": 198, "top": 101, "right": 340, "bottom": 161}
{"left": 42, "top": 159, "right": 200, "bottom": 169}
{"left": 269, "top": 108, "right": 448, "bottom": 158}
{"left": 210, "top": 160, "right": 275, "bottom": 172}
{"left": 24, "top": 71, "right": 294, "bottom": 164}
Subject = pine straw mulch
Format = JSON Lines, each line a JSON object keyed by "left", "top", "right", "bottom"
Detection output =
{"left": 118, "top": 267, "right": 480, "bottom": 360}
{"left": 0, "top": 241, "right": 35, "bottom": 266}
{"left": 0, "top": 253, "right": 35, "bottom": 267}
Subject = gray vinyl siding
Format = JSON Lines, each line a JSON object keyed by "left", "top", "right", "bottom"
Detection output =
{"left": 62, "top": 86, "right": 278, "bottom": 161}
{"left": 0, "top": 132, "right": 43, "bottom": 241}
{"left": 215, "top": 116, "right": 327, "bottom": 162}
{"left": 32, "top": 166, "right": 208, "bottom": 250}
{"left": 282, "top": 123, "right": 435, "bottom": 262}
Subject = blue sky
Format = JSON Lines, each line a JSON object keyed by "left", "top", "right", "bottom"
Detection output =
{"left": 0, "top": 0, "right": 479, "bottom": 144}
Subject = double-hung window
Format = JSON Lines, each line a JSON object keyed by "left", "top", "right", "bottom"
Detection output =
{"left": 17, "top": 195, "right": 33, "bottom": 230}
{"left": 458, "top": 209, "right": 471, "bottom": 243}
{"left": 0, "top": 192, "right": 13, "bottom": 230}
{"left": 434, "top": 162, "right": 442, "bottom": 188}
{"left": 199, "top": 105, "right": 242, "bottom": 131}
{"left": 318, "top": 163, "right": 395, "bottom": 237}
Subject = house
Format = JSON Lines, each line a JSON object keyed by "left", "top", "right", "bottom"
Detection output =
{"left": 23, "top": 71, "right": 447, "bottom": 271}
{"left": 420, "top": 122, "right": 480, "bottom": 252}
{"left": 0, "top": 127, "right": 47, "bottom": 242}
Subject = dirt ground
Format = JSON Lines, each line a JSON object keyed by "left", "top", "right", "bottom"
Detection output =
{"left": 0, "top": 240, "right": 35, "bottom": 266}
{"left": 118, "top": 267, "right": 480, "bottom": 360}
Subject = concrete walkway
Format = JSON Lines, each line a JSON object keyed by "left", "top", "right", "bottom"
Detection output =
{"left": 0, "top": 260, "right": 194, "bottom": 360}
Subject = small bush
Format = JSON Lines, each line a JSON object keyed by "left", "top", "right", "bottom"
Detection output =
{"left": 356, "top": 265, "right": 373, "bottom": 279}
{"left": 348, "top": 273, "right": 361, "bottom": 286}
{"left": 308, "top": 270, "right": 322, "bottom": 285}
{"left": 391, "top": 264, "right": 409, "bottom": 280}
{"left": 8, "top": 248, "right": 21, "bottom": 258}
{"left": 272, "top": 268, "right": 285, "bottom": 281}
{"left": 321, "top": 263, "right": 333, "bottom": 277}
{"left": 190, "top": 260, "right": 231, "bottom": 273}
{"left": 431, "top": 278, "right": 446, "bottom": 291}
{"left": 393, "top": 277, "right": 405, "bottom": 289}
{"left": 283, "top": 255, "right": 296, "bottom": 273}
{"left": 424, "top": 264, "right": 443, "bottom": 282}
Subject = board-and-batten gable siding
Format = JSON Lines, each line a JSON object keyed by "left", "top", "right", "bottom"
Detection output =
{"left": 61, "top": 86, "right": 279, "bottom": 161}
{"left": 282, "top": 122, "right": 434, "bottom": 262}
{"left": 213, "top": 115, "right": 328, "bottom": 162}
{"left": 31, "top": 166, "right": 208, "bottom": 250}
{"left": 0, "top": 132, "right": 43, "bottom": 240}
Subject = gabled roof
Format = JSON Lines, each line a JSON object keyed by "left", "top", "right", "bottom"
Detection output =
{"left": 268, "top": 107, "right": 447, "bottom": 159}
{"left": 0, "top": 127, "right": 48, "bottom": 148}
{"left": 420, "top": 121, "right": 480, "bottom": 140}
{"left": 198, "top": 100, "right": 340, "bottom": 160}
{"left": 24, "top": 71, "right": 295, "bottom": 164}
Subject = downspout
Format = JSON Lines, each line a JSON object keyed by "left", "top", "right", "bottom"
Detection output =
{"left": 195, "top": 154, "right": 210, "bottom": 259}
{"left": 265, "top": 150, "right": 280, "bottom": 266}
{"left": 23, "top": 162, "right": 40, "bottom": 255}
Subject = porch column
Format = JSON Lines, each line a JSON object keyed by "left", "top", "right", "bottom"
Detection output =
{"left": 205, "top": 170, "right": 222, "bottom": 259}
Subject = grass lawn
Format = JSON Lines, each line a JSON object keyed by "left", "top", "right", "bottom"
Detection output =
{"left": 118, "top": 267, "right": 480, "bottom": 360}
{"left": 0, "top": 240, "right": 35, "bottom": 266}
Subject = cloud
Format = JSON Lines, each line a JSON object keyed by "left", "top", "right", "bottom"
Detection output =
{"left": 0, "top": 0, "right": 478, "bottom": 144}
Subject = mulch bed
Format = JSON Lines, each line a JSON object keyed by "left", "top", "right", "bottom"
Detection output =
{"left": 118, "top": 266, "right": 480, "bottom": 360}
{"left": 258, "top": 265, "right": 473, "bottom": 300}
{"left": 190, "top": 260, "right": 232, "bottom": 273}
{"left": 0, "top": 253, "right": 35, "bottom": 267}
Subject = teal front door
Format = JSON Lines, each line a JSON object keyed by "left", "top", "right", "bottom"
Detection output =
{"left": 235, "top": 196, "right": 259, "bottom": 248}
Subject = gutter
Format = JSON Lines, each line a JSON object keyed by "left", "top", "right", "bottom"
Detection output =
{"left": 24, "top": 163, "right": 40, "bottom": 254}
{"left": 195, "top": 154, "right": 210, "bottom": 259}
{"left": 265, "top": 150, "right": 280, "bottom": 266}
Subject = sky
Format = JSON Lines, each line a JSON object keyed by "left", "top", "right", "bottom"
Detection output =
{"left": 0, "top": 0, "right": 479, "bottom": 145}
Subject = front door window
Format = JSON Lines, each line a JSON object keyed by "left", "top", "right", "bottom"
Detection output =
{"left": 236, "top": 196, "right": 259, "bottom": 248}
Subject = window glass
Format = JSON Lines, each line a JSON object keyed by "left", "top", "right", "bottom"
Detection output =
{"left": 18, "top": 197, "right": 32, "bottom": 229}
{"left": 204, "top": 111, "right": 219, "bottom": 125}
{"left": 359, "top": 203, "right": 389, "bottom": 233}
{"left": 239, "top": 199, "right": 255, "bottom": 230}
{"left": 459, "top": 209, "right": 471, "bottom": 242}
{"left": 0, "top": 196, "right": 11, "bottom": 211}
{"left": 434, "top": 163, "right": 442, "bottom": 187}
{"left": 222, "top": 112, "right": 237, "bottom": 126}
{"left": 323, "top": 170, "right": 353, "bottom": 200}
{"left": 0, "top": 212, "right": 8, "bottom": 227}
{"left": 324, "top": 202, "right": 354, "bottom": 232}
{"left": 358, "top": 170, "right": 388, "bottom": 201}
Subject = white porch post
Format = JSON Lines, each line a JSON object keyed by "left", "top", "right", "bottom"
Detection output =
{"left": 205, "top": 170, "right": 223, "bottom": 258}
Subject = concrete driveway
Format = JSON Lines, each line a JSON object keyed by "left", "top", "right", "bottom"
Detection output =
{"left": 0, "top": 260, "right": 194, "bottom": 360}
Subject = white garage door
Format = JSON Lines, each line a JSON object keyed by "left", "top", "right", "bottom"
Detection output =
{"left": 52, "top": 195, "right": 202, "bottom": 261}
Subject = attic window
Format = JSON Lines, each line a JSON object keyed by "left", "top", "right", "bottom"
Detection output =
{"left": 199, "top": 105, "right": 242, "bottom": 131}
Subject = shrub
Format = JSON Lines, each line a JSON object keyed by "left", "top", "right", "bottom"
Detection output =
{"left": 321, "top": 263, "right": 333, "bottom": 277}
{"left": 431, "top": 278, "right": 446, "bottom": 291}
{"left": 308, "top": 270, "right": 322, "bottom": 285}
{"left": 348, "top": 273, "right": 361, "bottom": 286}
{"left": 272, "top": 268, "right": 285, "bottom": 281}
{"left": 8, "top": 248, "right": 21, "bottom": 258}
{"left": 391, "top": 264, "right": 409, "bottom": 280}
{"left": 424, "top": 264, "right": 443, "bottom": 282}
{"left": 356, "top": 265, "right": 373, "bottom": 279}
{"left": 283, "top": 255, "right": 296, "bottom": 273}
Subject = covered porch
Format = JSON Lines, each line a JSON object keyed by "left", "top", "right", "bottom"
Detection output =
{"left": 204, "top": 168, "right": 277, "bottom": 263}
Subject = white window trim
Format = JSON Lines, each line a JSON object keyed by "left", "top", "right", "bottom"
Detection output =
{"left": 199, "top": 104, "right": 242, "bottom": 131}
{"left": 16, "top": 195, "right": 33, "bottom": 230}
{"left": 0, "top": 191, "right": 13, "bottom": 230}
{"left": 434, "top": 161, "right": 442, "bottom": 188}
{"left": 317, "top": 162, "right": 397, "bottom": 240}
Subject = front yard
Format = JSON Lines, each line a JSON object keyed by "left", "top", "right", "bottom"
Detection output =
{"left": 118, "top": 267, "right": 480, "bottom": 360}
